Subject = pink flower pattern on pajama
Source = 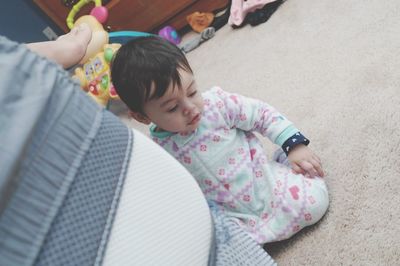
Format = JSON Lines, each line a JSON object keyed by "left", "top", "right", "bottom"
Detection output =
{"left": 151, "top": 87, "right": 329, "bottom": 244}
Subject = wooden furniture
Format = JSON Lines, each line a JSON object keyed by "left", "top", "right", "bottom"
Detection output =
{"left": 33, "top": 0, "right": 228, "bottom": 33}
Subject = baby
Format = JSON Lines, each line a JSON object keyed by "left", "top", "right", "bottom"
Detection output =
{"left": 111, "top": 36, "right": 329, "bottom": 244}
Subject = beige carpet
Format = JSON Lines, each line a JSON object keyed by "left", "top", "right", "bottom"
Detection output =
{"left": 121, "top": 0, "right": 400, "bottom": 264}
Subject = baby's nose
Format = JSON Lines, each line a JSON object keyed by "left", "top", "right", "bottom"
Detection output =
{"left": 183, "top": 108, "right": 193, "bottom": 116}
{"left": 183, "top": 104, "right": 196, "bottom": 116}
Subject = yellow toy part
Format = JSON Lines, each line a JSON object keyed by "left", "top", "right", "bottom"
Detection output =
{"left": 74, "top": 43, "right": 121, "bottom": 106}
{"left": 71, "top": 15, "right": 119, "bottom": 107}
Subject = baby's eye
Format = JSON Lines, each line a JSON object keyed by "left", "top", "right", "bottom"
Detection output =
{"left": 189, "top": 91, "right": 197, "bottom": 97}
{"left": 168, "top": 105, "right": 178, "bottom": 113}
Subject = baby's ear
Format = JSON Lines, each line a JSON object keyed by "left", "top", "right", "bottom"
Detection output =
{"left": 129, "top": 111, "right": 151, "bottom": 125}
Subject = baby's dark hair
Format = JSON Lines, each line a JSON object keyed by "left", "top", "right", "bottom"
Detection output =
{"left": 111, "top": 36, "right": 192, "bottom": 114}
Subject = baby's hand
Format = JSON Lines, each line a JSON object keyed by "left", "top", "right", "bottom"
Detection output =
{"left": 287, "top": 144, "right": 325, "bottom": 178}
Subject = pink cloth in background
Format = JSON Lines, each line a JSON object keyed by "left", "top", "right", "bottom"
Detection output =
{"left": 229, "top": 0, "right": 278, "bottom": 26}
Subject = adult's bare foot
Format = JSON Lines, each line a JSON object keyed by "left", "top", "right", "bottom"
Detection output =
{"left": 27, "top": 23, "right": 92, "bottom": 69}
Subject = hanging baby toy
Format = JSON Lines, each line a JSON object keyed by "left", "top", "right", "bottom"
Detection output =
{"left": 67, "top": 0, "right": 121, "bottom": 107}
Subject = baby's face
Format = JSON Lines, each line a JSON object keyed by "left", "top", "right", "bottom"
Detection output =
{"left": 143, "top": 69, "right": 204, "bottom": 134}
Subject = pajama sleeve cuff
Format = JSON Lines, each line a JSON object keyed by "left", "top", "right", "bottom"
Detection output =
{"left": 281, "top": 132, "right": 310, "bottom": 155}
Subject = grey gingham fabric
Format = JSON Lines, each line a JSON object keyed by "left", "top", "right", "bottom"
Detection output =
{"left": 35, "top": 111, "right": 132, "bottom": 266}
{"left": 208, "top": 201, "right": 277, "bottom": 266}
{"left": 0, "top": 37, "right": 132, "bottom": 266}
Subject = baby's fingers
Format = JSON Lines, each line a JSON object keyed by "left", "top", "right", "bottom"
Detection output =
{"left": 291, "top": 163, "right": 305, "bottom": 175}
{"left": 312, "top": 154, "right": 322, "bottom": 165}
{"left": 299, "top": 161, "right": 319, "bottom": 178}
{"left": 311, "top": 158, "right": 325, "bottom": 177}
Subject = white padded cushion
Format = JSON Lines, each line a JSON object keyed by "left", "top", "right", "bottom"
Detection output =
{"left": 103, "top": 129, "right": 212, "bottom": 266}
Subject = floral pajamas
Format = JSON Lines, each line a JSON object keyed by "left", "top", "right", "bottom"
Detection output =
{"left": 151, "top": 87, "right": 329, "bottom": 244}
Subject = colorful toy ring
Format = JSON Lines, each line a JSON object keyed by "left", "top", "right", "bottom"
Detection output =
{"left": 66, "top": 0, "right": 108, "bottom": 29}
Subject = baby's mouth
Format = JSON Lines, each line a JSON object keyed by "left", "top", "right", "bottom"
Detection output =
{"left": 188, "top": 114, "right": 201, "bottom": 125}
